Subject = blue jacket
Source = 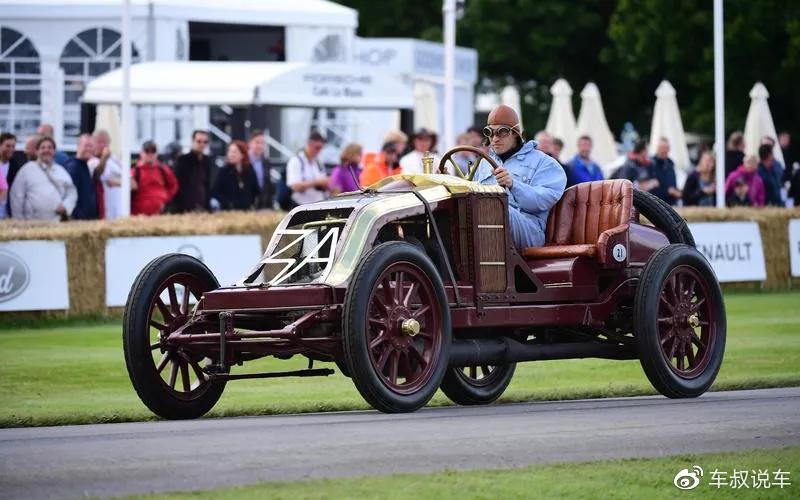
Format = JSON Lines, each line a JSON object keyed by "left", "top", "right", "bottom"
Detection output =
{"left": 475, "top": 140, "right": 567, "bottom": 248}
{"left": 63, "top": 157, "right": 98, "bottom": 219}
{"left": 566, "top": 154, "right": 604, "bottom": 186}
{"left": 649, "top": 156, "right": 678, "bottom": 205}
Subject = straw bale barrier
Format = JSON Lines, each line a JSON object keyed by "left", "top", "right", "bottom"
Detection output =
{"left": 0, "top": 207, "right": 798, "bottom": 318}
{"left": 678, "top": 207, "right": 800, "bottom": 290}
{"left": 0, "top": 211, "right": 284, "bottom": 317}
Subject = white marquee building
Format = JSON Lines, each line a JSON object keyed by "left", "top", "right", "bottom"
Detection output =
{"left": 0, "top": 0, "right": 477, "bottom": 161}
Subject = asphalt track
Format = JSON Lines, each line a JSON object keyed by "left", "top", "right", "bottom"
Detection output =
{"left": 1, "top": 387, "right": 798, "bottom": 499}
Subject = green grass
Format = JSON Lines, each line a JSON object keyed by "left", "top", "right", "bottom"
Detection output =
{"left": 1, "top": 291, "right": 798, "bottom": 428}
{"left": 129, "top": 446, "right": 800, "bottom": 499}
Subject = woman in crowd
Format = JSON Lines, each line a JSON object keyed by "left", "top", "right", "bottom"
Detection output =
{"left": 210, "top": 140, "right": 260, "bottom": 211}
{"left": 724, "top": 155, "right": 765, "bottom": 207}
{"left": 329, "top": 143, "right": 363, "bottom": 195}
{"left": 682, "top": 151, "right": 717, "bottom": 206}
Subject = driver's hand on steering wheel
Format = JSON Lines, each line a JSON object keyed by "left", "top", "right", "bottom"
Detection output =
{"left": 493, "top": 167, "right": 513, "bottom": 188}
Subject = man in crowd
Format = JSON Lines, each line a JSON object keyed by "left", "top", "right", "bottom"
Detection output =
{"left": 172, "top": 130, "right": 213, "bottom": 213}
{"left": 1, "top": 132, "right": 22, "bottom": 218}
{"left": 286, "top": 132, "right": 329, "bottom": 206}
{"left": 23, "top": 134, "right": 41, "bottom": 163}
{"left": 566, "top": 135, "right": 604, "bottom": 186}
{"left": 474, "top": 104, "right": 566, "bottom": 248}
{"left": 9, "top": 136, "right": 77, "bottom": 221}
{"left": 88, "top": 129, "right": 123, "bottom": 219}
{"left": 611, "top": 139, "right": 660, "bottom": 193}
{"left": 131, "top": 140, "right": 178, "bottom": 216}
{"left": 63, "top": 134, "right": 98, "bottom": 220}
{"left": 552, "top": 137, "right": 564, "bottom": 162}
{"left": 248, "top": 130, "right": 274, "bottom": 209}
{"left": 533, "top": 130, "right": 555, "bottom": 157}
{"left": 36, "top": 123, "right": 70, "bottom": 166}
{"left": 761, "top": 136, "right": 785, "bottom": 192}
{"left": 758, "top": 143, "right": 783, "bottom": 206}
{"left": 649, "top": 137, "right": 681, "bottom": 205}
{"left": 400, "top": 128, "right": 438, "bottom": 174}
{"left": 725, "top": 131, "right": 745, "bottom": 177}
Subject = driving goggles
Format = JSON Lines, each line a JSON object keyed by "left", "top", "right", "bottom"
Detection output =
{"left": 482, "top": 125, "right": 517, "bottom": 139}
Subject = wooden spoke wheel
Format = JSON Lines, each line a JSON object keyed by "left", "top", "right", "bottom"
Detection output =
{"left": 123, "top": 254, "right": 226, "bottom": 419}
{"left": 441, "top": 363, "right": 516, "bottom": 405}
{"left": 342, "top": 242, "right": 451, "bottom": 413}
{"left": 635, "top": 244, "right": 726, "bottom": 398}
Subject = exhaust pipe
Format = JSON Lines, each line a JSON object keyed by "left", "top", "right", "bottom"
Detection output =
{"left": 449, "top": 337, "right": 636, "bottom": 367}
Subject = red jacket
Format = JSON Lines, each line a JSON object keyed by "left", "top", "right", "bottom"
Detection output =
{"left": 131, "top": 160, "right": 178, "bottom": 215}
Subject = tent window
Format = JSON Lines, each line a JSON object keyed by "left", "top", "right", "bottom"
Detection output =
{"left": 60, "top": 27, "right": 139, "bottom": 148}
{"left": 0, "top": 27, "right": 41, "bottom": 139}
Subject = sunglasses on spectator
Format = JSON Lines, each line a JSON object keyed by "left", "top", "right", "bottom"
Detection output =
{"left": 483, "top": 126, "right": 514, "bottom": 139}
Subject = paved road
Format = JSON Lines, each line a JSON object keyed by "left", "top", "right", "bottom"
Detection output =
{"left": 1, "top": 387, "right": 798, "bottom": 499}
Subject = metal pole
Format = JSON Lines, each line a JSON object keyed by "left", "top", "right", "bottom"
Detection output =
{"left": 120, "top": 0, "right": 132, "bottom": 217}
{"left": 713, "top": 0, "right": 725, "bottom": 208}
{"left": 443, "top": 0, "right": 456, "bottom": 152}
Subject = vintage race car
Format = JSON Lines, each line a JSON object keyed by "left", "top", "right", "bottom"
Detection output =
{"left": 123, "top": 146, "right": 725, "bottom": 419}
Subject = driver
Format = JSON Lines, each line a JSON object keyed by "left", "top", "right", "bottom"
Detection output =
{"left": 474, "top": 104, "right": 566, "bottom": 248}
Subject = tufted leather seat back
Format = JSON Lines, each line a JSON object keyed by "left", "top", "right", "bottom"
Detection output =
{"left": 544, "top": 180, "right": 633, "bottom": 246}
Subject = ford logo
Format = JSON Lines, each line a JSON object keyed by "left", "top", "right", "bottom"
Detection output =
{"left": 0, "top": 249, "right": 31, "bottom": 303}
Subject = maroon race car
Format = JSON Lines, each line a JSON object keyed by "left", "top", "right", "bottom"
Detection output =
{"left": 123, "top": 146, "right": 725, "bottom": 419}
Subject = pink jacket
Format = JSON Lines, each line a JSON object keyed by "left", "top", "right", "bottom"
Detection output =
{"left": 0, "top": 165, "right": 7, "bottom": 192}
{"left": 724, "top": 166, "right": 765, "bottom": 207}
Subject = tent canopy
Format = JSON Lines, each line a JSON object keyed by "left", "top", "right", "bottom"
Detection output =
{"left": 743, "top": 82, "right": 785, "bottom": 165}
{"left": 82, "top": 62, "right": 414, "bottom": 109}
{"left": 576, "top": 82, "right": 617, "bottom": 168}
{"left": 0, "top": 0, "right": 357, "bottom": 28}
{"left": 545, "top": 78, "right": 577, "bottom": 162}
{"left": 648, "top": 80, "right": 690, "bottom": 188}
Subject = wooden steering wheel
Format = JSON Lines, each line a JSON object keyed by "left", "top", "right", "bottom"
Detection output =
{"left": 437, "top": 145, "right": 500, "bottom": 181}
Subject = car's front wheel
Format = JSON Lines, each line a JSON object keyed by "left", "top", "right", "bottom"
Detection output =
{"left": 342, "top": 242, "right": 451, "bottom": 413}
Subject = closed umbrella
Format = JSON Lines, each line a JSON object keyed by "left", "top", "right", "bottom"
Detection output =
{"left": 545, "top": 78, "right": 577, "bottom": 162}
{"left": 500, "top": 85, "right": 522, "bottom": 124}
{"left": 743, "top": 82, "right": 785, "bottom": 165}
{"left": 648, "top": 80, "right": 690, "bottom": 188}
{"left": 576, "top": 82, "right": 617, "bottom": 168}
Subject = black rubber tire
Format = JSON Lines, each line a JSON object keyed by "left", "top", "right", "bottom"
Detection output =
{"left": 123, "top": 253, "right": 227, "bottom": 419}
{"left": 633, "top": 189, "right": 695, "bottom": 246}
{"left": 342, "top": 241, "right": 452, "bottom": 413}
{"left": 441, "top": 363, "right": 516, "bottom": 405}
{"left": 634, "top": 244, "right": 726, "bottom": 398}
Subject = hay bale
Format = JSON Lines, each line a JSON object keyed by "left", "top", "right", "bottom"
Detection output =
{"left": 0, "top": 211, "right": 284, "bottom": 316}
{"left": 679, "top": 207, "right": 800, "bottom": 290}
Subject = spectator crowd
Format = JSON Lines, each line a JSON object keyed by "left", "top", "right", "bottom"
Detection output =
{"left": 1, "top": 122, "right": 798, "bottom": 222}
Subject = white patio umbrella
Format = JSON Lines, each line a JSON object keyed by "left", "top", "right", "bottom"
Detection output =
{"left": 648, "top": 80, "right": 690, "bottom": 189}
{"left": 743, "top": 82, "right": 785, "bottom": 165}
{"left": 545, "top": 78, "right": 577, "bottom": 162}
{"left": 576, "top": 82, "right": 617, "bottom": 168}
{"left": 500, "top": 85, "right": 522, "bottom": 124}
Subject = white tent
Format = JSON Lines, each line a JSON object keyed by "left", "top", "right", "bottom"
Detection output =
{"left": 648, "top": 80, "right": 690, "bottom": 189}
{"left": 83, "top": 62, "right": 413, "bottom": 109}
{"left": 576, "top": 82, "right": 617, "bottom": 168}
{"left": 545, "top": 78, "right": 577, "bottom": 162}
{"left": 743, "top": 82, "right": 785, "bottom": 165}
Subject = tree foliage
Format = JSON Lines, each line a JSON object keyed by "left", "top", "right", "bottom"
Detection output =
{"left": 337, "top": 0, "right": 800, "bottom": 143}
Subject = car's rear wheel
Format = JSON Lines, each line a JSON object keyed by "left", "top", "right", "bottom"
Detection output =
{"left": 123, "top": 254, "right": 227, "bottom": 419}
{"left": 342, "top": 242, "right": 451, "bottom": 413}
{"left": 635, "top": 244, "right": 725, "bottom": 398}
{"left": 441, "top": 363, "right": 516, "bottom": 405}
{"left": 633, "top": 190, "right": 695, "bottom": 246}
